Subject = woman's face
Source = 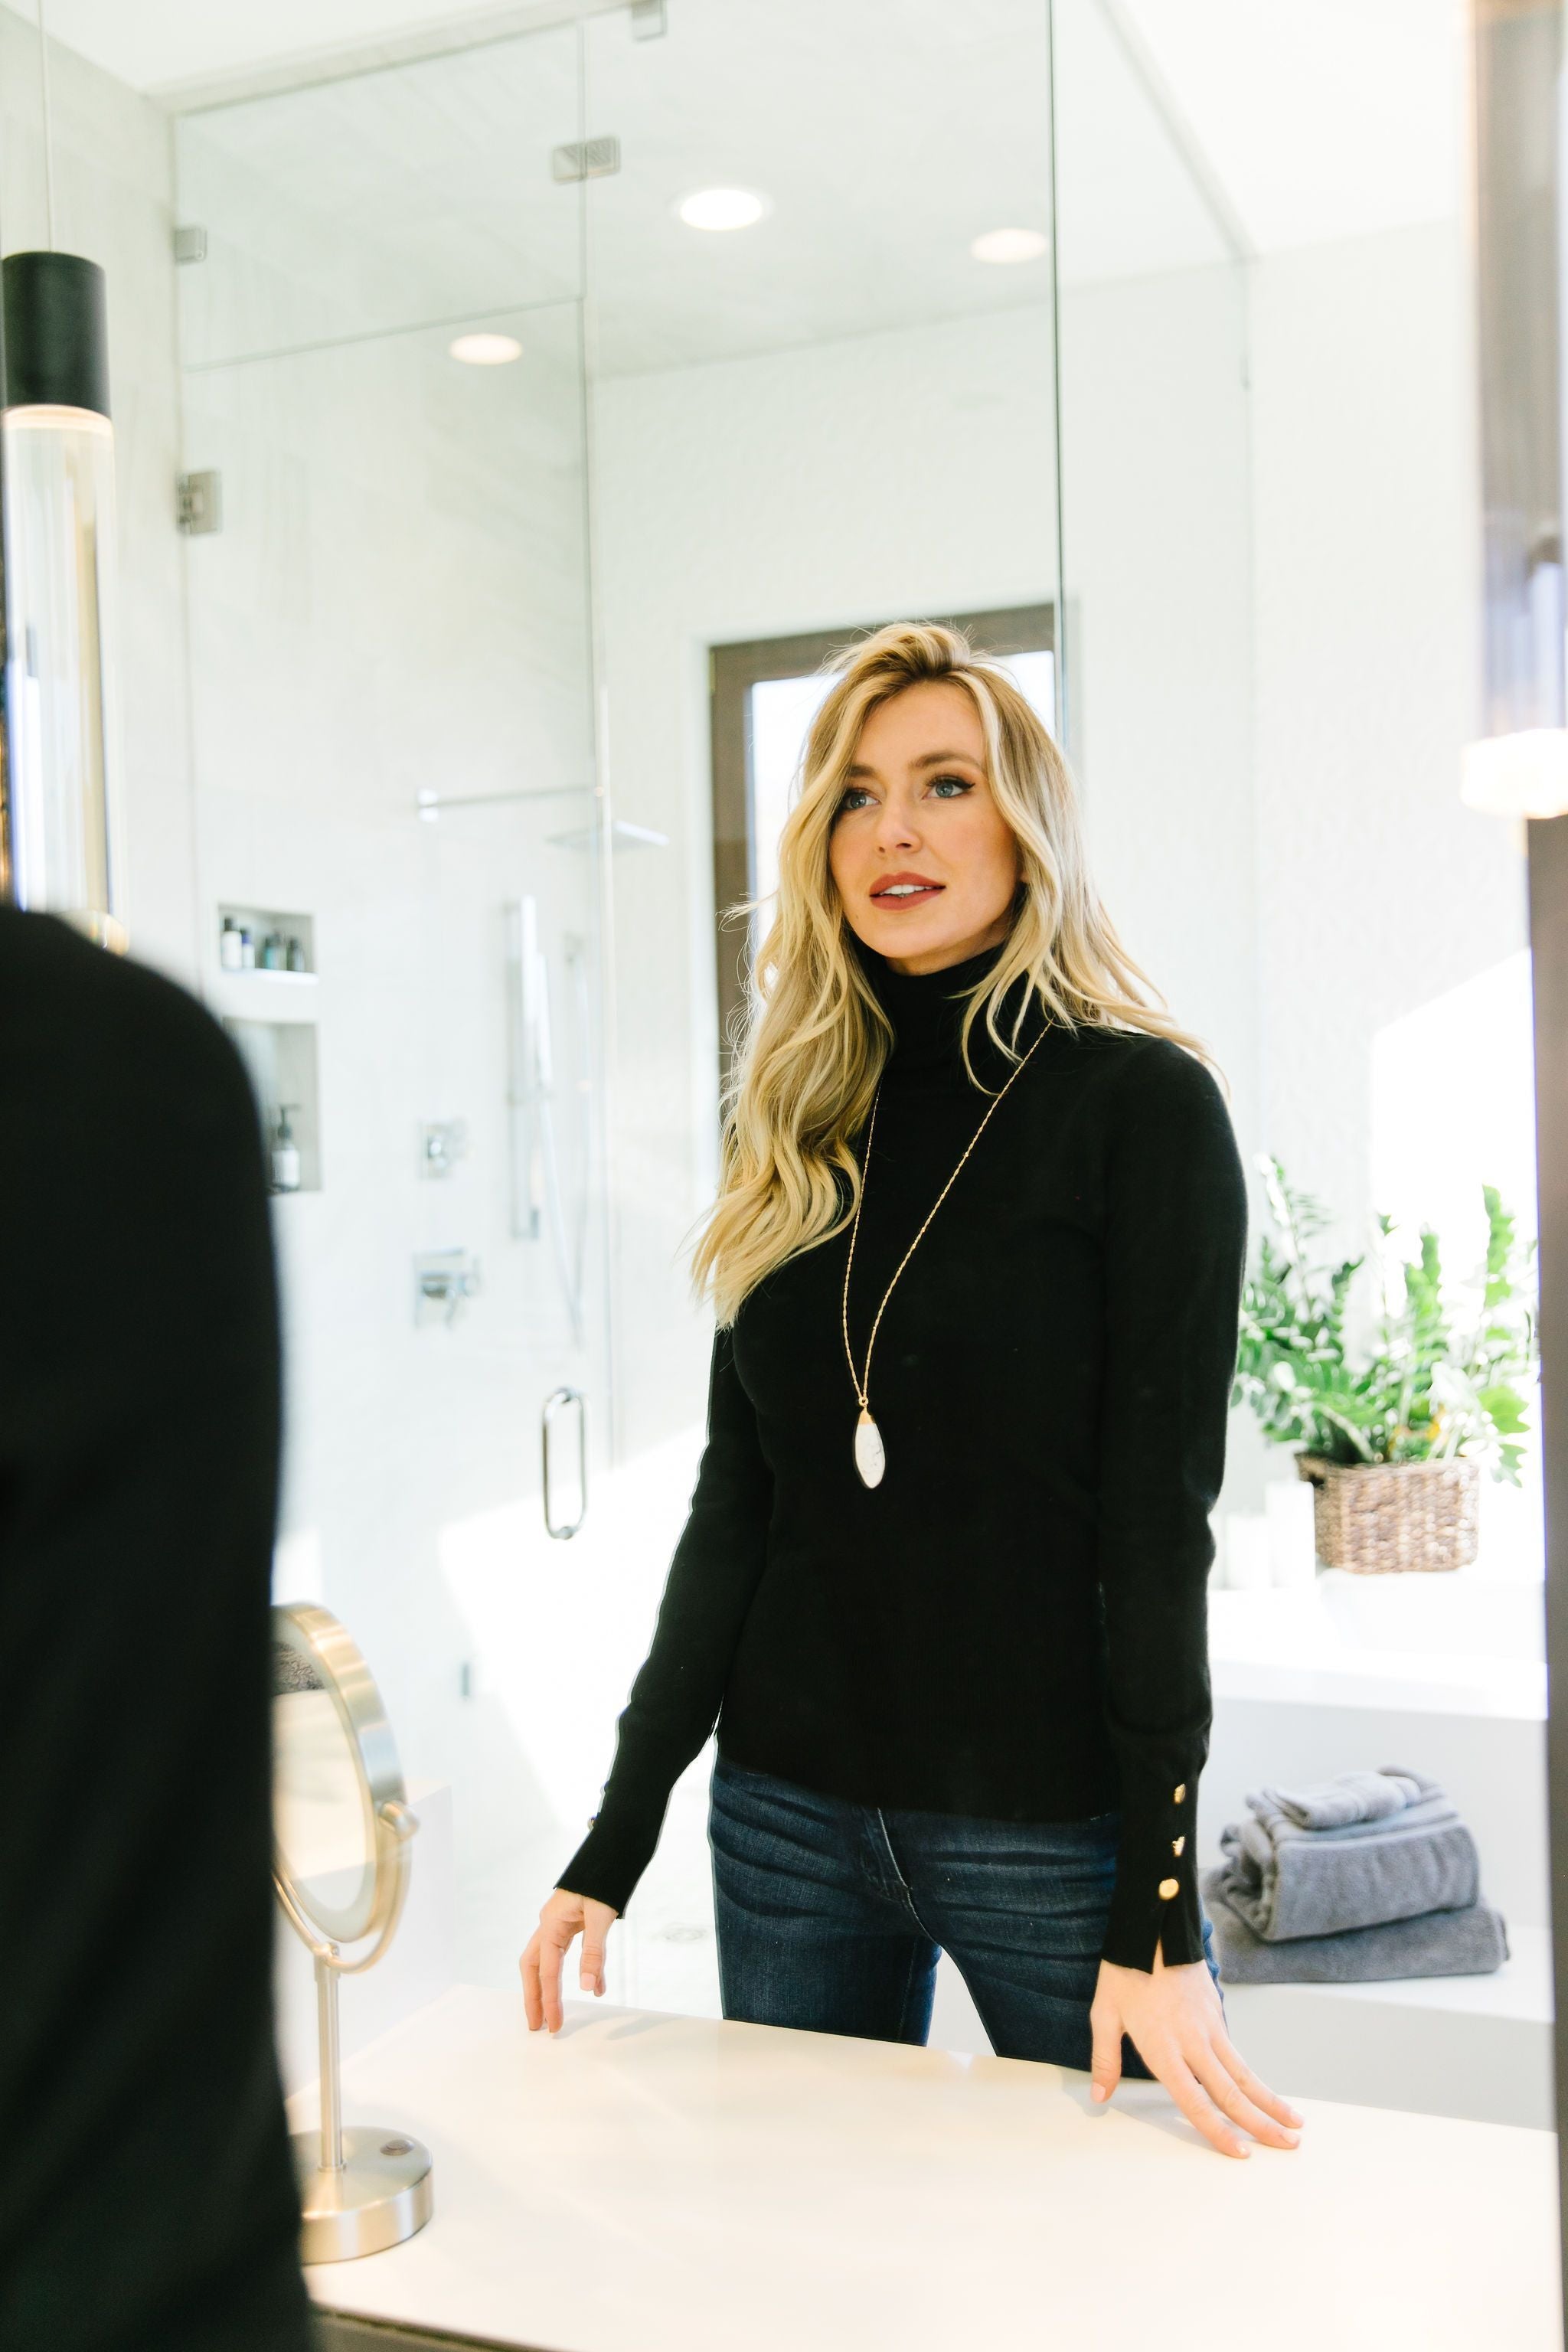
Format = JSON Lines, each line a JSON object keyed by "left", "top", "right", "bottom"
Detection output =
{"left": 827, "top": 679, "right": 1021, "bottom": 976}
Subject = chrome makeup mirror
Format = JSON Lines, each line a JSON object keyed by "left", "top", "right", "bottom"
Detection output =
{"left": 272, "top": 1602, "right": 431, "bottom": 2263}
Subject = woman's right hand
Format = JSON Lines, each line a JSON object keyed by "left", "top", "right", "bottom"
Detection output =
{"left": 521, "top": 1886, "right": 620, "bottom": 2034}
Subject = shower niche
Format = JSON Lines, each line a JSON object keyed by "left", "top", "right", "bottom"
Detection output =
{"left": 224, "top": 1017, "right": 322, "bottom": 1194}
{"left": 215, "top": 900, "right": 316, "bottom": 979}
{"left": 210, "top": 901, "right": 322, "bottom": 1194}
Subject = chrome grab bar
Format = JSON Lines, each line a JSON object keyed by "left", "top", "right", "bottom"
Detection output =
{"left": 541, "top": 1385, "right": 586, "bottom": 1539}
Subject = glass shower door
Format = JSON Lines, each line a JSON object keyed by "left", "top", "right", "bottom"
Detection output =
{"left": 172, "top": 27, "right": 622, "bottom": 1987}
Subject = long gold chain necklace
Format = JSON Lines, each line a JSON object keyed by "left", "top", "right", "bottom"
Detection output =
{"left": 841, "top": 1023, "right": 1048, "bottom": 1488}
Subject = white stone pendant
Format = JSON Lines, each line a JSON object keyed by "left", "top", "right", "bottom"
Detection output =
{"left": 854, "top": 1407, "right": 886, "bottom": 1488}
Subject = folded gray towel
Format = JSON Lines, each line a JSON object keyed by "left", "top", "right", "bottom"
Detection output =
{"left": 1215, "top": 1759, "right": 1481, "bottom": 1940}
{"left": 1202, "top": 1868, "right": 1509, "bottom": 1984}
{"left": 1252, "top": 1762, "right": 1443, "bottom": 1831}
{"left": 1217, "top": 1808, "right": 1480, "bottom": 1940}
{"left": 1236, "top": 1788, "right": 1458, "bottom": 1854}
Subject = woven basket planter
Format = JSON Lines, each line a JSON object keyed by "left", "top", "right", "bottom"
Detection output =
{"left": 1293, "top": 1452, "right": 1481, "bottom": 1575}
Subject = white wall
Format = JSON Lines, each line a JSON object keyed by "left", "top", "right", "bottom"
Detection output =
{"left": 0, "top": 5, "right": 197, "bottom": 983}
{"left": 1057, "top": 259, "right": 1258, "bottom": 1138}
{"left": 1249, "top": 218, "right": 1521, "bottom": 1263}
{"left": 1245, "top": 217, "right": 1540, "bottom": 1563}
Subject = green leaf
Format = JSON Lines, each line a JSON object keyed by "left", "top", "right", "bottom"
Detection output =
{"left": 1234, "top": 1160, "right": 1539, "bottom": 1481}
{"left": 1476, "top": 1383, "right": 1530, "bottom": 1435}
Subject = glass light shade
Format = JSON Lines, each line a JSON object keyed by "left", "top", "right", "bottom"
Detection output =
{"left": 2, "top": 400, "right": 127, "bottom": 949}
{"left": 675, "top": 187, "right": 769, "bottom": 231}
{"left": 448, "top": 332, "right": 522, "bottom": 364}
{"left": 971, "top": 227, "right": 1050, "bottom": 265}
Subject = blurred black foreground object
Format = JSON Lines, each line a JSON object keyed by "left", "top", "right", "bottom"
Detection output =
{"left": 0, "top": 910, "right": 312, "bottom": 2352}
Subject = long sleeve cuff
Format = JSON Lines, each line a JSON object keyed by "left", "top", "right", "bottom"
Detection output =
{"left": 554, "top": 1784, "right": 670, "bottom": 1918}
{"left": 1099, "top": 1755, "right": 1207, "bottom": 1971}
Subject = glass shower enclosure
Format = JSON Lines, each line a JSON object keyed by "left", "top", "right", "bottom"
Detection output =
{"left": 173, "top": 23, "right": 618, "bottom": 1984}
{"left": 168, "top": 0, "right": 1096, "bottom": 2011}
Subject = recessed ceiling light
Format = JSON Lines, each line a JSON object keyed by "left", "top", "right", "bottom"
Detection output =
{"left": 675, "top": 187, "right": 770, "bottom": 232}
{"left": 449, "top": 332, "right": 523, "bottom": 364}
{"left": 971, "top": 227, "right": 1049, "bottom": 266}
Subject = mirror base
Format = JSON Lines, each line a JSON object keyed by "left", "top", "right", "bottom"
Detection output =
{"left": 293, "top": 2126, "right": 433, "bottom": 2264}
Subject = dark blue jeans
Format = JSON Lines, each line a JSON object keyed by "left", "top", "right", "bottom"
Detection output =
{"left": 709, "top": 1750, "right": 1224, "bottom": 2076}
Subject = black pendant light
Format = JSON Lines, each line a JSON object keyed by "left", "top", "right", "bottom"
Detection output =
{"left": 1, "top": 244, "right": 126, "bottom": 949}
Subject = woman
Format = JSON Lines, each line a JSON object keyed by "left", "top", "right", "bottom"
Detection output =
{"left": 521, "top": 622, "right": 1302, "bottom": 2161}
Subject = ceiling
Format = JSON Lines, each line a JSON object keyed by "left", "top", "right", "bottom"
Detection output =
{"left": 21, "top": 0, "right": 1465, "bottom": 261}
{"left": 169, "top": 0, "right": 1226, "bottom": 378}
{"left": 34, "top": 0, "right": 554, "bottom": 94}
{"left": 5, "top": 0, "right": 1466, "bottom": 377}
{"left": 1116, "top": 0, "right": 1465, "bottom": 251}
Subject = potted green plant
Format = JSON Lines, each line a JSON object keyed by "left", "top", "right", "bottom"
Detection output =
{"left": 1232, "top": 1154, "right": 1539, "bottom": 1574}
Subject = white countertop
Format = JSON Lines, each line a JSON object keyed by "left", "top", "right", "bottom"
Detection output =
{"left": 294, "top": 1983, "right": 1560, "bottom": 2350}
{"left": 1213, "top": 1571, "right": 1551, "bottom": 1721}
{"left": 1207, "top": 1570, "right": 1548, "bottom": 1717}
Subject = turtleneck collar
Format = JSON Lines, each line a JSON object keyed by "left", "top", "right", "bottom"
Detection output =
{"left": 853, "top": 932, "right": 1031, "bottom": 1076}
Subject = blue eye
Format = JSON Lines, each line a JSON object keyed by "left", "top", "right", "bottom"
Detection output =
{"left": 835, "top": 772, "right": 975, "bottom": 815}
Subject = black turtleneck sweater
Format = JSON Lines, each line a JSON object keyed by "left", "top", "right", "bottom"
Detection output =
{"left": 558, "top": 937, "right": 1250, "bottom": 1972}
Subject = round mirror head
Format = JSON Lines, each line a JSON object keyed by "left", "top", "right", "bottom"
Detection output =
{"left": 273, "top": 1602, "right": 407, "bottom": 1947}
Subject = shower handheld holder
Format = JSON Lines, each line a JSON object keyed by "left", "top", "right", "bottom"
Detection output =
{"left": 505, "top": 895, "right": 592, "bottom": 1348}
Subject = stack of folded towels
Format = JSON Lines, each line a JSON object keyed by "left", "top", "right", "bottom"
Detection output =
{"left": 1200, "top": 1763, "right": 1510, "bottom": 1984}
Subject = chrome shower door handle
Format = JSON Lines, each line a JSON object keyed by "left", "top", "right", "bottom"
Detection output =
{"left": 541, "top": 1385, "right": 587, "bottom": 1539}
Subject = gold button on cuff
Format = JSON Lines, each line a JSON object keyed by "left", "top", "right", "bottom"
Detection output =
{"left": 1171, "top": 1835, "right": 1186, "bottom": 1856}
{"left": 1158, "top": 1877, "right": 1180, "bottom": 1900}
{"left": 1173, "top": 1783, "right": 1186, "bottom": 1804}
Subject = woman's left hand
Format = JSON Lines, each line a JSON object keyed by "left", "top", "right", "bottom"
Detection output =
{"left": 1089, "top": 1944, "right": 1305, "bottom": 2158}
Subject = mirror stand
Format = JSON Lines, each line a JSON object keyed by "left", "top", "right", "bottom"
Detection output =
{"left": 272, "top": 1627, "right": 434, "bottom": 2264}
{"left": 283, "top": 1797, "right": 432, "bottom": 2258}
{"left": 296, "top": 1933, "right": 433, "bottom": 2264}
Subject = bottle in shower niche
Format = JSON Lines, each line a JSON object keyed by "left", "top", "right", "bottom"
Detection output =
{"left": 220, "top": 916, "right": 243, "bottom": 970}
{"left": 240, "top": 927, "right": 256, "bottom": 970}
{"left": 270, "top": 1105, "right": 302, "bottom": 1194}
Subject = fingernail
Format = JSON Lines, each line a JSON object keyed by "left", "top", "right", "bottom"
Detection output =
{"left": 1091, "top": 2085, "right": 1105, "bottom": 2102}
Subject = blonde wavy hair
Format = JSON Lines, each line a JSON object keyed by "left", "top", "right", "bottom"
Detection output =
{"left": 685, "top": 619, "right": 1226, "bottom": 1327}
